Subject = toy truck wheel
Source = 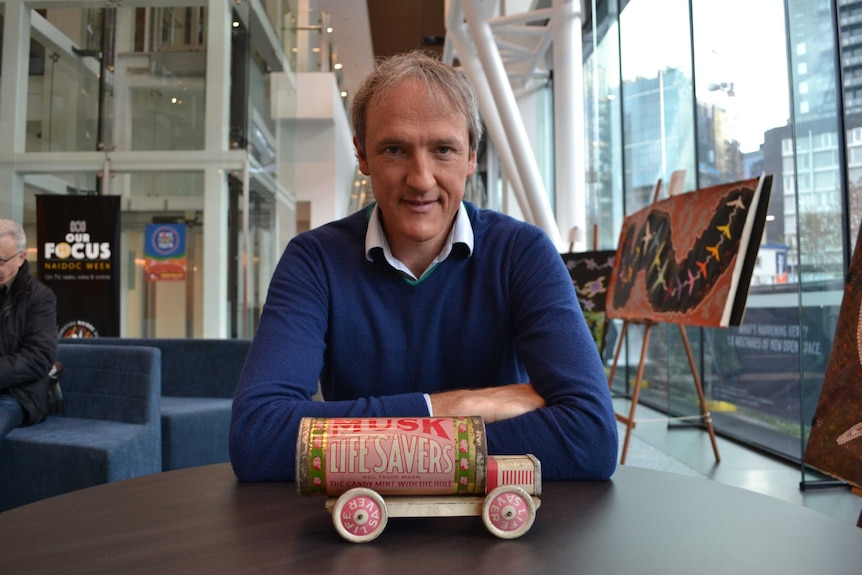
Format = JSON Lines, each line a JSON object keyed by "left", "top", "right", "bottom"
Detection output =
{"left": 331, "top": 487, "right": 388, "bottom": 543}
{"left": 482, "top": 485, "right": 537, "bottom": 539}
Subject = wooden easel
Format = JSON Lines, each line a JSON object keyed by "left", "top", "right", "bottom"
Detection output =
{"left": 567, "top": 223, "right": 600, "bottom": 254}
{"left": 607, "top": 172, "right": 720, "bottom": 465}
{"left": 607, "top": 319, "right": 721, "bottom": 465}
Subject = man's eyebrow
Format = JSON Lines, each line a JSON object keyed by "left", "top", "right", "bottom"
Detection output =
{"left": 430, "top": 138, "right": 463, "bottom": 147}
{"left": 376, "top": 138, "right": 407, "bottom": 147}
{"left": 373, "top": 136, "right": 465, "bottom": 149}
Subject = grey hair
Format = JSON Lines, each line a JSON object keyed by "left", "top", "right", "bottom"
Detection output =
{"left": 351, "top": 50, "right": 484, "bottom": 156}
{"left": 0, "top": 219, "right": 26, "bottom": 252}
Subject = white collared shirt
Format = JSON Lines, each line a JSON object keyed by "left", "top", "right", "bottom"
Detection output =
{"left": 365, "top": 201, "right": 474, "bottom": 281}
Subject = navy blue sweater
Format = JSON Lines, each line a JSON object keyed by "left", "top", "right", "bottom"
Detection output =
{"left": 230, "top": 202, "right": 618, "bottom": 481}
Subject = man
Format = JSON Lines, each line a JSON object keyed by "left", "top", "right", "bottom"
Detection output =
{"left": 230, "top": 51, "right": 618, "bottom": 481}
{"left": 0, "top": 219, "right": 58, "bottom": 439}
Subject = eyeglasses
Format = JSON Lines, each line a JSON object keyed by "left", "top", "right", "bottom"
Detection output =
{"left": 0, "top": 250, "right": 24, "bottom": 265}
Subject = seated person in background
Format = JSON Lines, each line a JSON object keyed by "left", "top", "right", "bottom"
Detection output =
{"left": 0, "top": 219, "right": 58, "bottom": 441}
{"left": 230, "top": 50, "right": 618, "bottom": 482}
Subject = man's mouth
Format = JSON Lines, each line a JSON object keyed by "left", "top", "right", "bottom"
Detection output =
{"left": 402, "top": 198, "right": 438, "bottom": 211}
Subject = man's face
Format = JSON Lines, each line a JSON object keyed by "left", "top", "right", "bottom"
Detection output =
{"left": 355, "top": 80, "right": 477, "bottom": 255}
{"left": 0, "top": 234, "right": 25, "bottom": 286}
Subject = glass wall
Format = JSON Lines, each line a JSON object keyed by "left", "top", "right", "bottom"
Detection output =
{"left": 693, "top": 0, "right": 808, "bottom": 460}
{"left": 588, "top": 0, "right": 852, "bottom": 464}
{"left": 583, "top": 0, "right": 622, "bottom": 252}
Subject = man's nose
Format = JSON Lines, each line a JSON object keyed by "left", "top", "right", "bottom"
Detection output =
{"left": 405, "top": 153, "right": 435, "bottom": 191}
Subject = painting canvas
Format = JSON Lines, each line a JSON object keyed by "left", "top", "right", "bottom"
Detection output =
{"left": 561, "top": 250, "right": 615, "bottom": 355}
{"left": 606, "top": 174, "right": 772, "bottom": 327}
{"left": 804, "top": 222, "right": 862, "bottom": 490}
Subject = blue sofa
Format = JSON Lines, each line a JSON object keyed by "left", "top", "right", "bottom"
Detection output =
{"left": 0, "top": 344, "right": 162, "bottom": 511}
{"left": 59, "top": 337, "right": 250, "bottom": 471}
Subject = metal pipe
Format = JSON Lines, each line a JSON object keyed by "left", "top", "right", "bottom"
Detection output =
{"left": 461, "top": 0, "right": 562, "bottom": 247}
{"left": 448, "top": 20, "right": 534, "bottom": 222}
{"left": 552, "top": 0, "right": 586, "bottom": 251}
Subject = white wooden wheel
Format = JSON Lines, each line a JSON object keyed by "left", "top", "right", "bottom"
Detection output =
{"left": 481, "top": 485, "right": 537, "bottom": 539}
{"left": 331, "top": 488, "right": 388, "bottom": 543}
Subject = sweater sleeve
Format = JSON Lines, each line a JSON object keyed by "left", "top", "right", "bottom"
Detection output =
{"left": 229, "top": 234, "right": 432, "bottom": 482}
{"left": 483, "top": 228, "right": 619, "bottom": 480}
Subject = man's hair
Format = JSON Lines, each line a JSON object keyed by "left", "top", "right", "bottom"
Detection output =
{"left": 0, "top": 219, "right": 26, "bottom": 253}
{"left": 351, "top": 50, "right": 484, "bottom": 155}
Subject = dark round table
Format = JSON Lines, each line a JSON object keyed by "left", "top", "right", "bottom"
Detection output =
{"left": 0, "top": 463, "right": 859, "bottom": 574}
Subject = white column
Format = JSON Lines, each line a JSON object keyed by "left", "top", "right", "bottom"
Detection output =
{"left": 202, "top": 165, "right": 230, "bottom": 339}
{"left": 205, "top": 0, "right": 232, "bottom": 153}
{"left": 552, "top": 0, "right": 586, "bottom": 251}
{"left": 461, "top": 0, "right": 562, "bottom": 247}
{"left": 201, "top": 0, "right": 232, "bottom": 338}
{"left": 0, "top": 0, "right": 30, "bottom": 221}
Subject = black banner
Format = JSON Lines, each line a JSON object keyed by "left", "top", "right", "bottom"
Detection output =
{"left": 36, "top": 195, "right": 120, "bottom": 337}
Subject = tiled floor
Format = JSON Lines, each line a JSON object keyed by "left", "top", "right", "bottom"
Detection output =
{"left": 614, "top": 398, "right": 862, "bottom": 526}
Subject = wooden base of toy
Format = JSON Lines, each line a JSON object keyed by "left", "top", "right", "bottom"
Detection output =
{"left": 608, "top": 319, "right": 721, "bottom": 465}
{"left": 325, "top": 486, "right": 541, "bottom": 542}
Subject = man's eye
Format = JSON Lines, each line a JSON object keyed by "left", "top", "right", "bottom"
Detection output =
{"left": 437, "top": 146, "right": 452, "bottom": 154}
{"left": 384, "top": 146, "right": 401, "bottom": 154}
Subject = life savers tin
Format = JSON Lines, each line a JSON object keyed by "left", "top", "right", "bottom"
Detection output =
{"left": 296, "top": 416, "right": 487, "bottom": 497}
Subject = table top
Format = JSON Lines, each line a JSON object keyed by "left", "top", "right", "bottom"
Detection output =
{"left": 1, "top": 463, "right": 859, "bottom": 574}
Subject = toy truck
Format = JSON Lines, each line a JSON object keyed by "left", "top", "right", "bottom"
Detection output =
{"left": 296, "top": 416, "right": 542, "bottom": 543}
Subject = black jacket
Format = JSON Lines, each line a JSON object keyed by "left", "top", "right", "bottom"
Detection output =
{"left": 0, "top": 260, "right": 58, "bottom": 425}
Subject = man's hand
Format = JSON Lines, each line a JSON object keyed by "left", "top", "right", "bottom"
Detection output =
{"left": 429, "top": 383, "right": 545, "bottom": 423}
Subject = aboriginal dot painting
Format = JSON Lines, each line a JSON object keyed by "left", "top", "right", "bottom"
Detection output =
{"left": 561, "top": 249, "right": 616, "bottom": 355}
{"left": 606, "top": 175, "right": 772, "bottom": 328}
{"left": 804, "top": 221, "right": 862, "bottom": 490}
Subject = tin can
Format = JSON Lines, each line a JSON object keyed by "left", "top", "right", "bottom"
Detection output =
{"left": 296, "top": 416, "right": 487, "bottom": 496}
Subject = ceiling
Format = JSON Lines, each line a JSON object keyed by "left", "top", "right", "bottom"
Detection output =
{"left": 317, "top": 0, "right": 446, "bottom": 103}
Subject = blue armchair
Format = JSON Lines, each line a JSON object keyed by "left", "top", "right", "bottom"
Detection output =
{"left": 59, "top": 338, "right": 250, "bottom": 471}
{"left": 0, "top": 344, "right": 161, "bottom": 511}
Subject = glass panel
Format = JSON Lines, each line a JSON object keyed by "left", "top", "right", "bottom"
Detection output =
{"left": 230, "top": 174, "right": 276, "bottom": 339}
{"left": 620, "top": 0, "right": 696, "bottom": 212}
{"left": 693, "top": 0, "right": 790, "bottom": 188}
{"left": 609, "top": 0, "right": 840, "bottom": 465}
{"left": 788, "top": 1, "right": 844, "bottom": 469}
{"left": 114, "top": 7, "right": 207, "bottom": 152}
{"left": 689, "top": 0, "right": 807, "bottom": 458}
{"left": 26, "top": 9, "right": 102, "bottom": 152}
{"left": 127, "top": 83, "right": 205, "bottom": 151}
{"left": 112, "top": 170, "right": 205, "bottom": 338}
{"left": 616, "top": 0, "right": 696, "bottom": 406}
{"left": 583, "top": 0, "right": 623, "bottom": 251}
{"left": 24, "top": 7, "right": 207, "bottom": 153}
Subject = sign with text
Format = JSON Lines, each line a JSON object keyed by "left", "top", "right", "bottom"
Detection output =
{"left": 706, "top": 305, "right": 831, "bottom": 422}
{"left": 144, "top": 223, "right": 187, "bottom": 281}
{"left": 36, "top": 195, "right": 120, "bottom": 338}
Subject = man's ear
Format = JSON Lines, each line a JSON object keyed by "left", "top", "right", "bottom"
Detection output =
{"left": 354, "top": 136, "right": 370, "bottom": 175}
{"left": 467, "top": 150, "right": 478, "bottom": 176}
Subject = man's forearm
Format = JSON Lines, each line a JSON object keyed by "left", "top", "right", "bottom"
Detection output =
{"left": 429, "top": 383, "right": 545, "bottom": 423}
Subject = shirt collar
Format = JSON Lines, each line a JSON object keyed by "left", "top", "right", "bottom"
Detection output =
{"left": 365, "top": 202, "right": 474, "bottom": 278}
